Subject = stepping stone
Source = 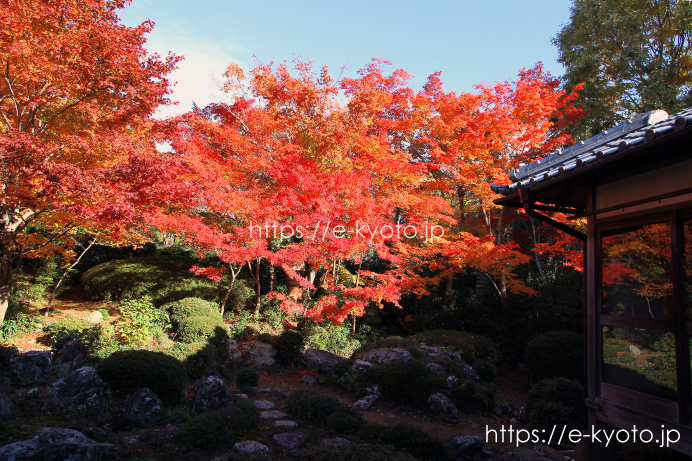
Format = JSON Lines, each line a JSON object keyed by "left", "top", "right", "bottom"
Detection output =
{"left": 273, "top": 431, "right": 305, "bottom": 452}
{"left": 301, "top": 375, "right": 316, "bottom": 385}
{"left": 253, "top": 399, "right": 275, "bottom": 410}
{"left": 273, "top": 420, "right": 298, "bottom": 428}
{"left": 256, "top": 387, "right": 286, "bottom": 396}
{"left": 260, "top": 410, "right": 288, "bottom": 419}
{"left": 322, "top": 437, "right": 351, "bottom": 446}
{"left": 236, "top": 394, "right": 249, "bottom": 400}
{"left": 233, "top": 440, "right": 270, "bottom": 453}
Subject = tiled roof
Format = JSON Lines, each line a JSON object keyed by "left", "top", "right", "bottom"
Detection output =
{"left": 490, "top": 108, "right": 692, "bottom": 195}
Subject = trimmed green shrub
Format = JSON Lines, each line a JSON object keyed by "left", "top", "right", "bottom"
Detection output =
{"left": 325, "top": 407, "right": 364, "bottom": 435}
{"left": 525, "top": 378, "right": 583, "bottom": 432}
{"left": 117, "top": 296, "right": 169, "bottom": 345}
{"left": 97, "top": 350, "right": 185, "bottom": 405}
{"left": 44, "top": 318, "right": 102, "bottom": 350}
{"left": 360, "top": 423, "right": 451, "bottom": 461}
{"left": 412, "top": 330, "right": 501, "bottom": 366}
{"left": 179, "top": 400, "right": 258, "bottom": 450}
{"left": 166, "top": 297, "right": 220, "bottom": 327}
{"left": 444, "top": 380, "right": 495, "bottom": 412}
{"left": 284, "top": 388, "right": 350, "bottom": 425}
{"left": 236, "top": 366, "right": 260, "bottom": 391}
{"left": 473, "top": 359, "right": 498, "bottom": 382}
{"left": 525, "top": 331, "right": 583, "bottom": 382}
{"left": 366, "top": 360, "right": 445, "bottom": 404}
{"left": 183, "top": 344, "right": 219, "bottom": 379}
{"left": 81, "top": 255, "right": 231, "bottom": 304}
{"left": 177, "top": 315, "right": 228, "bottom": 344}
{"left": 276, "top": 330, "right": 304, "bottom": 364}
{"left": 327, "top": 360, "right": 359, "bottom": 393}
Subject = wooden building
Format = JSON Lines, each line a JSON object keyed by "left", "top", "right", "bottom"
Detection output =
{"left": 491, "top": 108, "right": 692, "bottom": 456}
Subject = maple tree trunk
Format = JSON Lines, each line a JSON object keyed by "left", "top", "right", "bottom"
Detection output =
{"left": 0, "top": 253, "right": 11, "bottom": 326}
{"left": 495, "top": 209, "right": 508, "bottom": 305}
{"left": 219, "top": 267, "right": 238, "bottom": 314}
{"left": 268, "top": 262, "right": 277, "bottom": 292}
{"left": 252, "top": 259, "right": 261, "bottom": 315}
{"left": 444, "top": 185, "right": 466, "bottom": 303}
{"left": 530, "top": 218, "right": 546, "bottom": 280}
{"left": 46, "top": 239, "right": 96, "bottom": 316}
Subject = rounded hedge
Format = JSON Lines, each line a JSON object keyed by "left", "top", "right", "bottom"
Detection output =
{"left": 525, "top": 331, "right": 583, "bottom": 382}
{"left": 179, "top": 401, "right": 259, "bottom": 449}
{"left": 177, "top": 316, "right": 228, "bottom": 344}
{"left": 166, "top": 297, "right": 220, "bottom": 327}
{"left": 236, "top": 366, "right": 260, "bottom": 391}
{"left": 284, "top": 388, "right": 352, "bottom": 425}
{"left": 525, "top": 378, "right": 583, "bottom": 432}
{"left": 97, "top": 350, "right": 185, "bottom": 406}
{"left": 275, "top": 330, "right": 304, "bottom": 364}
{"left": 367, "top": 360, "right": 445, "bottom": 404}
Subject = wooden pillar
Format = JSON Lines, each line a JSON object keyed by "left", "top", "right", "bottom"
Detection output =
{"left": 585, "top": 184, "right": 600, "bottom": 427}
{"left": 672, "top": 210, "right": 690, "bottom": 425}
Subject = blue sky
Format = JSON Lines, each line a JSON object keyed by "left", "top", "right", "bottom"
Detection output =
{"left": 120, "top": 0, "right": 574, "bottom": 117}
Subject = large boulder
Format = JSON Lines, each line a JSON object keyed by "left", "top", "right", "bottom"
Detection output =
{"left": 302, "top": 348, "right": 346, "bottom": 373}
{"left": 82, "top": 311, "right": 103, "bottom": 324}
{"left": 237, "top": 340, "right": 277, "bottom": 367}
{"left": 118, "top": 387, "right": 163, "bottom": 425}
{"left": 0, "top": 391, "right": 19, "bottom": 419}
{"left": 53, "top": 340, "right": 88, "bottom": 380}
{"left": 427, "top": 392, "right": 459, "bottom": 423}
{"left": 359, "top": 348, "right": 412, "bottom": 365}
{"left": 352, "top": 360, "right": 372, "bottom": 376}
{"left": 0, "top": 427, "right": 117, "bottom": 461}
{"left": 9, "top": 350, "right": 51, "bottom": 386}
{"left": 233, "top": 440, "right": 270, "bottom": 453}
{"left": 191, "top": 376, "right": 232, "bottom": 413}
{"left": 43, "top": 366, "right": 104, "bottom": 411}
{"left": 455, "top": 436, "right": 484, "bottom": 461}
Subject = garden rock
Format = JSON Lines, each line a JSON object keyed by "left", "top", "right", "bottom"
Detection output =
{"left": 360, "top": 347, "right": 412, "bottom": 365}
{"left": 322, "top": 437, "right": 351, "bottom": 446}
{"left": 629, "top": 345, "right": 641, "bottom": 356}
{"left": 238, "top": 340, "right": 277, "bottom": 366}
{"left": 253, "top": 399, "right": 275, "bottom": 410}
{"left": 192, "top": 376, "right": 232, "bottom": 413}
{"left": 455, "top": 436, "right": 484, "bottom": 460}
{"left": 0, "top": 376, "right": 11, "bottom": 390}
{"left": 274, "top": 420, "right": 298, "bottom": 428}
{"left": 461, "top": 364, "right": 480, "bottom": 381}
{"left": 352, "top": 360, "right": 372, "bottom": 376}
{"left": 260, "top": 410, "right": 288, "bottom": 419}
{"left": 426, "top": 363, "right": 445, "bottom": 374}
{"left": 419, "top": 344, "right": 442, "bottom": 357}
{"left": 233, "top": 440, "right": 270, "bottom": 453}
{"left": 53, "top": 340, "right": 88, "bottom": 379}
{"left": 428, "top": 392, "right": 459, "bottom": 423}
{"left": 82, "top": 310, "right": 103, "bottom": 324}
{"left": 366, "top": 384, "right": 380, "bottom": 396}
{"left": 447, "top": 375, "right": 460, "bottom": 388}
{"left": 353, "top": 394, "right": 378, "bottom": 411}
{"left": 301, "top": 375, "right": 316, "bottom": 386}
{"left": 257, "top": 387, "right": 287, "bottom": 396}
{"left": 43, "top": 366, "right": 103, "bottom": 411}
{"left": 495, "top": 402, "right": 517, "bottom": 419}
{"left": 9, "top": 350, "right": 51, "bottom": 386}
{"left": 272, "top": 431, "right": 306, "bottom": 452}
{"left": 443, "top": 351, "right": 463, "bottom": 362}
{"left": 516, "top": 363, "right": 529, "bottom": 373}
{"left": 0, "top": 391, "right": 19, "bottom": 419}
{"left": 303, "top": 348, "right": 346, "bottom": 373}
{"left": 0, "top": 427, "right": 117, "bottom": 461}
{"left": 118, "top": 387, "right": 163, "bottom": 424}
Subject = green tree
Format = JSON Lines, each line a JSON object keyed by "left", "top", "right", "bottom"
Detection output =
{"left": 554, "top": 0, "right": 692, "bottom": 138}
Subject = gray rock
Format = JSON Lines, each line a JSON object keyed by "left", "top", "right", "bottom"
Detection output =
{"left": 0, "top": 391, "right": 20, "bottom": 419}
{"left": 123, "top": 435, "right": 140, "bottom": 445}
{"left": 427, "top": 392, "right": 459, "bottom": 423}
{"left": 118, "top": 387, "right": 162, "bottom": 424}
{"left": 272, "top": 431, "right": 305, "bottom": 452}
{"left": 303, "top": 348, "right": 346, "bottom": 373}
{"left": 443, "top": 351, "right": 463, "bottom": 362}
{"left": 9, "top": 350, "right": 51, "bottom": 386}
{"left": 461, "top": 364, "right": 480, "bottom": 381}
{"left": 0, "top": 375, "right": 11, "bottom": 390}
{"left": 353, "top": 394, "right": 378, "bottom": 411}
{"left": 301, "top": 375, "right": 317, "bottom": 385}
{"left": 518, "top": 405, "right": 527, "bottom": 423}
{"left": 52, "top": 340, "right": 88, "bottom": 380}
{"left": 233, "top": 440, "right": 270, "bottom": 453}
{"left": 455, "top": 435, "right": 484, "bottom": 461}
{"left": 236, "top": 393, "right": 249, "bottom": 400}
{"left": 25, "top": 388, "right": 39, "bottom": 397}
{"left": 359, "top": 347, "right": 412, "bottom": 365}
{"left": 82, "top": 311, "right": 103, "bottom": 324}
{"left": 273, "top": 420, "right": 298, "bottom": 428}
{"left": 192, "top": 376, "right": 232, "bottom": 413}
{"left": 447, "top": 375, "right": 460, "bottom": 388}
{"left": 629, "top": 345, "right": 641, "bottom": 356}
{"left": 516, "top": 362, "right": 528, "bottom": 373}
{"left": 322, "top": 437, "right": 351, "bottom": 446}
{"left": 426, "top": 363, "right": 445, "bottom": 374}
{"left": 238, "top": 340, "right": 277, "bottom": 366}
{"left": 366, "top": 384, "right": 380, "bottom": 396}
{"left": 260, "top": 410, "right": 288, "bottom": 419}
{"left": 352, "top": 360, "right": 373, "bottom": 376}
{"left": 495, "top": 402, "right": 517, "bottom": 419}
{"left": 257, "top": 387, "right": 287, "bottom": 396}
{"left": 419, "top": 344, "right": 442, "bottom": 357}
{"left": 42, "top": 366, "right": 103, "bottom": 411}
{"left": 253, "top": 399, "right": 275, "bottom": 410}
{"left": 0, "top": 427, "right": 117, "bottom": 461}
